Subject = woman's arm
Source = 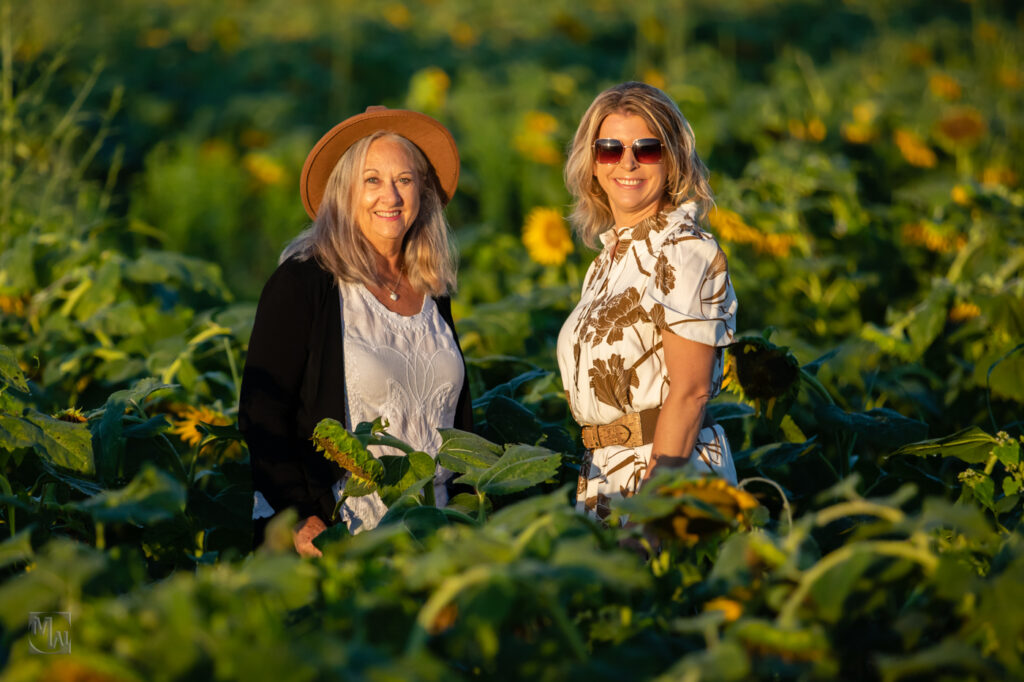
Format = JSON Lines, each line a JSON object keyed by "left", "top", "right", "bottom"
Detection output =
{"left": 240, "top": 259, "right": 325, "bottom": 552}
{"left": 644, "top": 329, "right": 716, "bottom": 483}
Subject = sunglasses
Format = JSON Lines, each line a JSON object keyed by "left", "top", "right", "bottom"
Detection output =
{"left": 593, "top": 137, "right": 664, "bottom": 165}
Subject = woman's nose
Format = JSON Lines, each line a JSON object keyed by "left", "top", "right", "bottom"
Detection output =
{"left": 384, "top": 181, "right": 404, "bottom": 204}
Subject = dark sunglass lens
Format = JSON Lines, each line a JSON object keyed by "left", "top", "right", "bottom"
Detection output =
{"left": 594, "top": 139, "right": 624, "bottom": 164}
{"left": 633, "top": 139, "right": 663, "bottom": 164}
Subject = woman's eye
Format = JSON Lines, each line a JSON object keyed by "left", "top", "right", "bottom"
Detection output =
{"left": 398, "top": 177, "right": 412, "bottom": 185}
{"left": 365, "top": 176, "right": 379, "bottom": 184}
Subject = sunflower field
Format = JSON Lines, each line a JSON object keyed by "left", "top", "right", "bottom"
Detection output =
{"left": 1, "top": 0, "right": 1023, "bottom": 680}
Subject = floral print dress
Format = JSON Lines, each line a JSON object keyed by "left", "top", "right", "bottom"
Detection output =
{"left": 556, "top": 202, "right": 738, "bottom": 520}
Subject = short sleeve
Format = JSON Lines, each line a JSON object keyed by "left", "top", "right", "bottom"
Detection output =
{"left": 642, "top": 234, "right": 737, "bottom": 347}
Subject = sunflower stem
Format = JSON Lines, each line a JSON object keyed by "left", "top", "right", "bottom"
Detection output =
{"left": 223, "top": 337, "right": 241, "bottom": 404}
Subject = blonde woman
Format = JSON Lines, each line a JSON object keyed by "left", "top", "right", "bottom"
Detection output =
{"left": 240, "top": 107, "right": 471, "bottom": 555}
{"left": 557, "top": 82, "right": 738, "bottom": 520}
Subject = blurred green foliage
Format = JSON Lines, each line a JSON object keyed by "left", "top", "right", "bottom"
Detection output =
{"left": 2, "top": 0, "right": 1024, "bottom": 679}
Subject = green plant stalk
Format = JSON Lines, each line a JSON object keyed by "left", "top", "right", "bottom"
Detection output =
{"left": 841, "top": 432, "right": 858, "bottom": 479}
{"left": 477, "top": 490, "right": 488, "bottom": 523}
{"left": 0, "top": 472, "right": 15, "bottom": 537}
{"left": 815, "top": 500, "right": 905, "bottom": 527}
{"left": 799, "top": 368, "right": 835, "bottom": 405}
{"left": 512, "top": 514, "right": 553, "bottom": 557}
{"left": 777, "top": 536, "right": 938, "bottom": 628}
{"left": 542, "top": 590, "right": 589, "bottom": 661}
{"left": 406, "top": 564, "right": 493, "bottom": 654}
{"left": 423, "top": 474, "right": 435, "bottom": 507}
{"left": 739, "top": 476, "right": 794, "bottom": 531}
{"left": 817, "top": 450, "right": 842, "bottom": 483}
{"left": 367, "top": 433, "right": 415, "bottom": 454}
{"left": 438, "top": 508, "right": 479, "bottom": 525}
{"left": 222, "top": 337, "right": 241, "bottom": 403}
{"left": 95, "top": 522, "right": 105, "bottom": 550}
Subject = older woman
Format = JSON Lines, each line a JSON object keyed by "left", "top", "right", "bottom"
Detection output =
{"left": 240, "top": 107, "right": 472, "bottom": 556}
{"left": 557, "top": 82, "right": 738, "bottom": 521}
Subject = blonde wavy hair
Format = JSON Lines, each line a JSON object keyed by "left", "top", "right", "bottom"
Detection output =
{"left": 281, "top": 132, "right": 457, "bottom": 296}
{"left": 565, "top": 81, "right": 713, "bottom": 248}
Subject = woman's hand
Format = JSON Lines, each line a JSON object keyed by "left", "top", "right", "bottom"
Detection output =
{"left": 293, "top": 515, "right": 328, "bottom": 557}
{"left": 643, "top": 330, "right": 715, "bottom": 486}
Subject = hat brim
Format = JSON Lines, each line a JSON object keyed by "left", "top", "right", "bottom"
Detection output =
{"left": 299, "top": 107, "right": 460, "bottom": 220}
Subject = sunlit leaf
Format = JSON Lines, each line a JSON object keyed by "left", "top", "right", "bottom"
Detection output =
{"left": 887, "top": 427, "right": 998, "bottom": 464}
{"left": 437, "top": 428, "right": 501, "bottom": 473}
{"left": 24, "top": 410, "right": 95, "bottom": 475}
{"left": 0, "top": 346, "right": 28, "bottom": 393}
{"left": 474, "top": 444, "right": 560, "bottom": 496}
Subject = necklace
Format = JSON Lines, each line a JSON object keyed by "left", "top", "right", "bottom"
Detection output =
{"left": 383, "top": 271, "right": 401, "bottom": 301}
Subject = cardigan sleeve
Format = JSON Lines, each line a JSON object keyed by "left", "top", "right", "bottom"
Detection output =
{"left": 239, "top": 259, "right": 322, "bottom": 520}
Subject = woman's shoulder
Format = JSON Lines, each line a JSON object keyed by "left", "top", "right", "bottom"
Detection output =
{"left": 654, "top": 203, "right": 724, "bottom": 261}
{"left": 257, "top": 256, "right": 336, "bottom": 307}
{"left": 267, "top": 255, "right": 334, "bottom": 288}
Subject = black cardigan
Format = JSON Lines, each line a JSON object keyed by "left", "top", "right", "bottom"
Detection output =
{"left": 239, "top": 256, "right": 473, "bottom": 526}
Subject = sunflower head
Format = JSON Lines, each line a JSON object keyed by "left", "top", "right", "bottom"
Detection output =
{"left": 935, "top": 107, "right": 987, "bottom": 147}
{"left": 729, "top": 335, "right": 802, "bottom": 429}
{"left": 646, "top": 477, "right": 760, "bottom": 545}
{"left": 522, "top": 207, "right": 574, "bottom": 266}
{"left": 729, "top": 336, "right": 800, "bottom": 402}
{"left": 170, "top": 403, "right": 231, "bottom": 448}
{"left": 53, "top": 407, "right": 88, "bottom": 424}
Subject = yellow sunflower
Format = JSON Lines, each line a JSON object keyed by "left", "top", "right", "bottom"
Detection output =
{"left": 513, "top": 111, "right": 561, "bottom": 165}
{"left": 242, "top": 152, "right": 285, "bottom": 186}
{"left": 949, "top": 302, "right": 981, "bottom": 323}
{"left": 0, "top": 294, "right": 26, "bottom": 317}
{"left": 171, "top": 404, "right": 231, "bottom": 448}
{"left": 928, "top": 73, "right": 961, "bottom": 101}
{"left": 704, "top": 597, "right": 744, "bottom": 622}
{"left": 893, "top": 129, "right": 937, "bottom": 168}
{"left": 708, "top": 208, "right": 798, "bottom": 258}
{"left": 406, "top": 66, "right": 451, "bottom": 113}
{"left": 522, "top": 207, "right": 574, "bottom": 266}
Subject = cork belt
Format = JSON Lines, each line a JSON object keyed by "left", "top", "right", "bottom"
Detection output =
{"left": 579, "top": 407, "right": 715, "bottom": 450}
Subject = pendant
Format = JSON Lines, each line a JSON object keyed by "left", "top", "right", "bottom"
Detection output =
{"left": 389, "top": 292, "right": 399, "bottom": 301}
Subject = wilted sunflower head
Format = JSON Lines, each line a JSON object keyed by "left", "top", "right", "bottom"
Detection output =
{"left": 646, "top": 477, "right": 760, "bottom": 545}
{"left": 53, "top": 407, "right": 88, "bottom": 423}
{"left": 729, "top": 336, "right": 800, "bottom": 402}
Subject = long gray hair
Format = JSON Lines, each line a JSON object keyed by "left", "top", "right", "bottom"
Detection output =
{"left": 281, "top": 131, "right": 457, "bottom": 295}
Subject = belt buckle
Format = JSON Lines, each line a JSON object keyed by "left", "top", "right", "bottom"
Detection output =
{"left": 597, "top": 422, "right": 631, "bottom": 447}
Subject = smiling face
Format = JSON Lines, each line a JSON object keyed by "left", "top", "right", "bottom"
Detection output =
{"left": 592, "top": 111, "right": 667, "bottom": 227}
{"left": 355, "top": 136, "right": 422, "bottom": 256}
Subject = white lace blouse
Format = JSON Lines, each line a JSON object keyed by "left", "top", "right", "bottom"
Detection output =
{"left": 335, "top": 279, "right": 464, "bottom": 532}
{"left": 252, "top": 279, "right": 464, "bottom": 533}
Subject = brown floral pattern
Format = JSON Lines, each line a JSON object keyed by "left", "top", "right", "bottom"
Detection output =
{"left": 581, "top": 287, "right": 650, "bottom": 347}
{"left": 630, "top": 210, "right": 668, "bottom": 244}
{"left": 588, "top": 354, "right": 639, "bottom": 411}
{"left": 653, "top": 252, "right": 675, "bottom": 294}
{"left": 556, "top": 202, "right": 740, "bottom": 522}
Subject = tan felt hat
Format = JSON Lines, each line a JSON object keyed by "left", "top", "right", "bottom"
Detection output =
{"left": 299, "top": 106, "right": 460, "bottom": 220}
